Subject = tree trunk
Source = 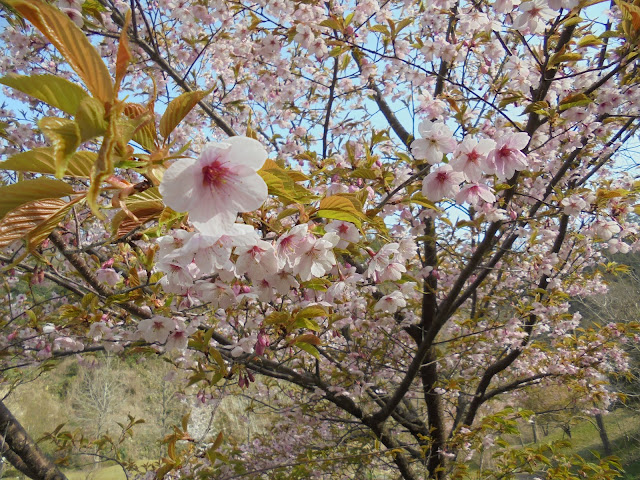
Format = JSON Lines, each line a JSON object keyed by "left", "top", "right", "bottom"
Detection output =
{"left": 595, "top": 413, "right": 612, "bottom": 456}
{"left": 0, "top": 401, "right": 67, "bottom": 480}
{"left": 531, "top": 420, "right": 538, "bottom": 443}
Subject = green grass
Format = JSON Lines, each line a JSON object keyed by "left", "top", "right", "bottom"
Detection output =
{"left": 621, "top": 459, "right": 640, "bottom": 480}
{"left": 518, "top": 407, "right": 640, "bottom": 477}
{"left": 65, "top": 464, "right": 127, "bottom": 480}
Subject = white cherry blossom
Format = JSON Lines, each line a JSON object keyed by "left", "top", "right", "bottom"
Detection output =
{"left": 410, "top": 121, "right": 456, "bottom": 165}
{"left": 137, "top": 316, "right": 173, "bottom": 344}
{"left": 374, "top": 291, "right": 407, "bottom": 313}
{"left": 159, "top": 137, "right": 268, "bottom": 236}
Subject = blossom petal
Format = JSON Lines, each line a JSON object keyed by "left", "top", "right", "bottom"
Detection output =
{"left": 191, "top": 209, "right": 238, "bottom": 237}
{"left": 224, "top": 136, "right": 268, "bottom": 170}
{"left": 159, "top": 158, "right": 198, "bottom": 212}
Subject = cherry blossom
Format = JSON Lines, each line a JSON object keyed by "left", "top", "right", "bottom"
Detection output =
{"left": 455, "top": 182, "right": 496, "bottom": 206}
{"left": 512, "top": 0, "right": 556, "bottom": 34}
{"left": 159, "top": 137, "right": 268, "bottom": 237}
{"left": 95, "top": 267, "right": 122, "bottom": 286}
{"left": 485, "top": 132, "right": 530, "bottom": 181}
{"left": 164, "top": 317, "right": 195, "bottom": 352}
{"left": 561, "top": 194, "right": 589, "bottom": 216}
{"left": 422, "top": 165, "right": 465, "bottom": 202}
{"left": 325, "top": 220, "right": 360, "bottom": 248}
{"left": 410, "top": 120, "right": 456, "bottom": 165}
{"left": 450, "top": 137, "right": 496, "bottom": 181}
{"left": 1, "top": 2, "right": 638, "bottom": 479}
{"left": 137, "top": 316, "right": 173, "bottom": 344}
{"left": 374, "top": 291, "right": 407, "bottom": 313}
{"left": 293, "top": 232, "right": 340, "bottom": 281}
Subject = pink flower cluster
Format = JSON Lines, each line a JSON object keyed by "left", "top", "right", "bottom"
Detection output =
{"left": 412, "top": 121, "right": 530, "bottom": 204}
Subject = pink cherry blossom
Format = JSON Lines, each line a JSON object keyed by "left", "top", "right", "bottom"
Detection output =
{"left": 450, "top": 137, "right": 496, "bottom": 181}
{"left": 455, "top": 182, "right": 496, "bottom": 206}
{"left": 422, "top": 165, "right": 465, "bottom": 201}
{"left": 275, "top": 224, "right": 311, "bottom": 269}
{"left": 484, "top": 132, "right": 530, "bottom": 181}
{"left": 95, "top": 267, "right": 122, "bottom": 286}
{"left": 159, "top": 137, "right": 268, "bottom": 236}
{"left": 325, "top": 220, "right": 360, "bottom": 248}
{"left": 561, "top": 194, "right": 588, "bottom": 216}
{"left": 374, "top": 291, "right": 407, "bottom": 313}
{"left": 293, "top": 232, "right": 339, "bottom": 281}
{"left": 235, "top": 240, "right": 279, "bottom": 281}
{"left": 164, "top": 317, "right": 194, "bottom": 352}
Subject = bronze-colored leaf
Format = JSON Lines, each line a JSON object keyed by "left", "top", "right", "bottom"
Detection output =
{"left": 0, "top": 198, "right": 69, "bottom": 249}
{"left": 0, "top": 177, "right": 75, "bottom": 219}
{"left": 7, "top": 0, "right": 113, "bottom": 103}
{"left": 159, "top": 89, "right": 211, "bottom": 139}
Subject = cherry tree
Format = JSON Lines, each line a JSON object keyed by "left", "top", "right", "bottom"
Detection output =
{"left": 0, "top": 0, "right": 639, "bottom": 479}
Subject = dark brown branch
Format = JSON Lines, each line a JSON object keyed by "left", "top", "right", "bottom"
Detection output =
{"left": 0, "top": 401, "right": 67, "bottom": 480}
{"left": 462, "top": 215, "right": 569, "bottom": 427}
{"left": 49, "top": 231, "right": 152, "bottom": 320}
{"left": 322, "top": 57, "right": 339, "bottom": 159}
{"left": 351, "top": 52, "right": 412, "bottom": 148}
{"left": 0, "top": 255, "right": 88, "bottom": 298}
{"left": 0, "top": 434, "right": 39, "bottom": 479}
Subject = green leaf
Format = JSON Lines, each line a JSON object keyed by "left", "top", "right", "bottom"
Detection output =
{"left": 616, "top": 0, "right": 640, "bottom": 39}
{"left": 577, "top": 34, "right": 604, "bottom": 48}
{"left": 75, "top": 96, "right": 107, "bottom": 140}
{"left": 291, "top": 317, "right": 321, "bottom": 332}
{"left": 159, "top": 89, "right": 211, "bottom": 139}
{"left": 316, "top": 195, "right": 364, "bottom": 227}
{"left": 319, "top": 18, "right": 342, "bottom": 31}
{"left": 124, "top": 103, "right": 157, "bottom": 151}
{"left": 370, "top": 24, "right": 390, "bottom": 34}
{"left": 301, "top": 278, "right": 330, "bottom": 291}
{"left": 0, "top": 147, "right": 94, "bottom": 177}
{"left": 558, "top": 93, "right": 592, "bottom": 111}
{"left": 265, "top": 311, "right": 290, "bottom": 326}
{"left": 292, "top": 333, "right": 322, "bottom": 345}
{"left": 548, "top": 52, "right": 583, "bottom": 66}
{"left": 296, "top": 342, "right": 320, "bottom": 359}
{"left": 38, "top": 117, "right": 82, "bottom": 178}
{"left": 349, "top": 168, "right": 379, "bottom": 180}
{"left": 498, "top": 95, "right": 522, "bottom": 109}
{"left": 7, "top": 0, "right": 113, "bottom": 103}
{"left": 124, "top": 187, "right": 163, "bottom": 210}
{"left": 296, "top": 305, "right": 327, "bottom": 319}
{"left": 524, "top": 100, "right": 550, "bottom": 115}
{"left": 259, "top": 170, "right": 297, "bottom": 203}
{"left": 0, "top": 74, "right": 88, "bottom": 116}
{"left": 0, "top": 177, "right": 75, "bottom": 219}
{"left": 561, "top": 15, "right": 584, "bottom": 27}
{"left": 211, "top": 431, "right": 224, "bottom": 451}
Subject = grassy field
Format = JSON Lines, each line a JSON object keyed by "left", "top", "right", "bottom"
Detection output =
{"left": 517, "top": 407, "right": 640, "bottom": 478}
{"left": 65, "top": 465, "right": 127, "bottom": 480}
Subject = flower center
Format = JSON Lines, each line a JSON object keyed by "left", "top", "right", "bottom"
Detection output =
{"left": 202, "top": 160, "right": 230, "bottom": 188}
{"left": 152, "top": 321, "right": 165, "bottom": 331}
{"left": 497, "top": 145, "right": 513, "bottom": 159}
{"left": 466, "top": 150, "right": 481, "bottom": 164}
